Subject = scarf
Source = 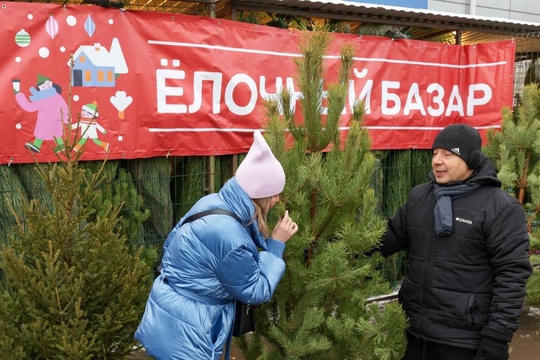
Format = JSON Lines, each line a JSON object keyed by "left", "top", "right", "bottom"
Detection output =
{"left": 433, "top": 183, "right": 480, "bottom": 236}
{"left": 29, "top": 86, "right": 57, "bottom": 102}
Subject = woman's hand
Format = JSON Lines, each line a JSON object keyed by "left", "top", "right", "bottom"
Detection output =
{"left": 271, "top": 210, "right": 298, "bottom": 243}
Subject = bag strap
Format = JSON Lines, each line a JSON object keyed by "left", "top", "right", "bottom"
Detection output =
{"left": 182, "top": 209, "right": 245, "bottom": 227}
{"left": 155, "top": 210, "right": 245, "bottom": 276}
{"left": 169, "top": 208, "right": 246, "bottom": 358}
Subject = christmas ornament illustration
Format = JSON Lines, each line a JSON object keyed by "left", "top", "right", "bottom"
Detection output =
{"left": 15, "top": 29, "right": 30, "bottom": 47}
{"left": 84, "top": 15, "right": 96, "bottom": 37}
{"left": 45, "top": 14, "right": 59, "bottom": 39}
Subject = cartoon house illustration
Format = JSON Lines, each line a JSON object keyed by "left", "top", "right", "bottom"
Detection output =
{"left": 70, "top": 38, "right": 128, "bottom": 87}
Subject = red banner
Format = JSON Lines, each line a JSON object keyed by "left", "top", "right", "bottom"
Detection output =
{"left": 0, "top": 3, "right": 515, "bottom": 164}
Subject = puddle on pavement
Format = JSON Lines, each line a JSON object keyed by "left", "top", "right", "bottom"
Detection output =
{"left": 509, "top": 306, "right": 540, "bottom": 360}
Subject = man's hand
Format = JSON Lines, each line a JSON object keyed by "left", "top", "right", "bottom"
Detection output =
{"left": 474, "top": 336, "right": 509, "bottom": 360}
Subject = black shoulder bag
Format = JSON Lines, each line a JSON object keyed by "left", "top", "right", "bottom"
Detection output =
{"left": 181, "top": 209, "right": 256, "bottom": 337}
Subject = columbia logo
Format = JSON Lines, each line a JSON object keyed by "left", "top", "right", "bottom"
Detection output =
{"left": 451, "top": 147, "right": 460, "bottom": 155}
{"left": 455, "top": 217, "right": 472, "bottom": 225}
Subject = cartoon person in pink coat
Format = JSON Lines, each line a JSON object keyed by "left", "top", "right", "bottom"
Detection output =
{"left": 14, "top": 74, "right": 69, "bottom": 153}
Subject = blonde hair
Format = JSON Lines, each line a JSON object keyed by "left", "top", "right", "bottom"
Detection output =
{"left": 251, "top": 197, "right": 272, "bottom": 238}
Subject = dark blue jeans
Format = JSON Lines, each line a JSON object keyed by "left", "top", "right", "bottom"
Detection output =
{"left": 402, "top": 333, "right": 477, "bottom": 360}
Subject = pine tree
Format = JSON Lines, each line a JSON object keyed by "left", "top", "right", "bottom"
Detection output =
{"left": 0, "top": 157, "right": 153, "bottom": 359}
{"left": 0, "top": 61, "right": 153, "bottom": 358}
{"left": 483, "top": 83, "right": 540, "bottom": 305}
{"left": 237, "top": 31, "right": 407, "bottom": 360}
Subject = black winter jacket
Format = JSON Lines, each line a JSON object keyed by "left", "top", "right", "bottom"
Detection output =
{"left": 382, "top": 156, "right": 532, "bottom": 349}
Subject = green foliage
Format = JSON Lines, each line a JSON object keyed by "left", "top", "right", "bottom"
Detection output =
{"left": 240, "top": 31, "right": 407, "bottom": 360}
{"left": 126, "top": 158, "right": 173, "bottom": 247}
{"left": 526, "top": 256, "right": 540, "bottom": 306}
{"left": 354, "top": 302, "right": 409, "bottom": 360}
{"left": 0, "top": 157, "right": 153, "bottom": 358}
{"left": 234, "top": 333, "right": 269, "bottom": 360}
{"left": 376, "top": 149, "right": 432, "bottom": 285}
{"left": 0, "top": 165, "right": 27, "bottom": 245}
{"left": 174, "top": 156, "right": 207, "bottom": 217}
{"left": 484, "top": 83, "right": 540, "bottom": 305}
{"left": 17, "top": 163, "right": 56, "bottom": 213}
{"left": 80, "top": 160, "right": 151, "bottom": 248}
{"left": 524, "top": 59, "right": 540, "bottom": 86}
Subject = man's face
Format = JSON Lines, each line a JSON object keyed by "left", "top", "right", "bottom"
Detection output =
{"left": 432, "top": 148, "right": 473, "bottom": 184}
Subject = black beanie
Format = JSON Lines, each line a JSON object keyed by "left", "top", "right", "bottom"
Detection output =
{"left": 432, "top": 124, "right": 482, "bottom": 169}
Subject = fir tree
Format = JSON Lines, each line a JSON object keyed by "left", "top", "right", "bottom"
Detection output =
{"left": 484, "top": 83, "right": 540, "bottom": 305}
{"left": 0, "top": 61, "right": 153, "bottom": 358}
{"left": 237, "top": 31, "right": 407, "bottom": 360}
{"left": 0, "top": 157, "right": 153, "bottom": 359}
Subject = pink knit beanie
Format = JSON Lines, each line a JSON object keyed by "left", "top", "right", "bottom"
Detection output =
{"left": 236, "top": 131, "right": 286, "bottom": 199}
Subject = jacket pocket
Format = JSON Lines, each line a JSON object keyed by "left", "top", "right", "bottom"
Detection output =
{"left": 465, "top": 294, "right": 490, "bottom": 330}
{"left": 466, "top": 295, "right": 479, "bottom": 329}
{"left": 211, "top": 311, "right": 223, "bottom": 343}
{"left": 429, "top": 289, "right": 487, "bottom": 330}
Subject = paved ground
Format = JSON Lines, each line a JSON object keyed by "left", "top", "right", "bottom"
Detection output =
{"left": 508, "top": 306, "right": 540, "bottom": 360}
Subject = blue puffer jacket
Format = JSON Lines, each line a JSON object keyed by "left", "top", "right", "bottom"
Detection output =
{"left": 135, "top": 178, "right": 286, "bottom": 359}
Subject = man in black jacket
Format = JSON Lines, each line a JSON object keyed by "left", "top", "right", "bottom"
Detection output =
{"left": 379, "top": 124, "right": 532, "bottom": 360}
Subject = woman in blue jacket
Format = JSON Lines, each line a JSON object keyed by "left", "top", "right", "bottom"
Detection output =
{"left": 135, "top": 130, "right": 298, "bottom": 359}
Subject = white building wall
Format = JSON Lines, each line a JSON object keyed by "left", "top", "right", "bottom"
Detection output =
{"left": 428, "top": 0, "right": 540, "bottom": 23}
